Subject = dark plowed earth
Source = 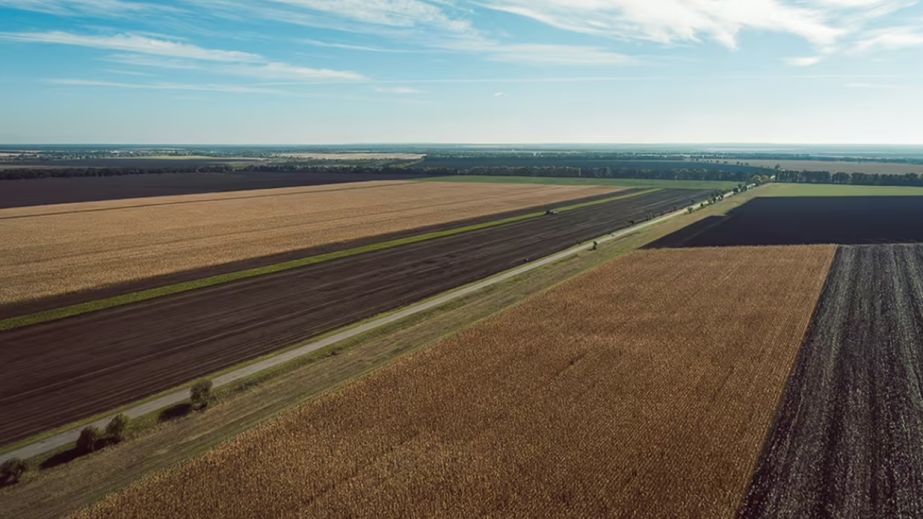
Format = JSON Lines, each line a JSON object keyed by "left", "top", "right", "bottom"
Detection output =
{"left": 648, "top": 196, "right": 923, "bottom": 247}
{"left": 0, "top": 189, "right": 706, "bottom": 445}
{"left": 739, "top": 244, "right": 923, "bottom": 518}
{"left": 0, "top": 171, "right": 429, "bottom": 208}
{"left": 0, "top": 190, "right": 624, "bottom": 320}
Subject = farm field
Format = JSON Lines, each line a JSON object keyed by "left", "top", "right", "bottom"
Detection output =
{"left": 761, "top": 183, "right": 923, "bottom": 197}
{"left": 427, "top": 174, "right": 740, "bottom": 190}
{"left": 647, "top": 196, "right": 923, "bottom": 247}
{"left": 0, "top": 191, "right": 763, "bottom": 519}
{"left": 740, "top": 159, "right": 923, "bottom": 175}
{"left": 0, "top": 189, "right": 705, "bottom": 445}
{"left": 741, "top": 244, "right": 923, "bottom": 518}
{"left": 0, "top": 170, "right": 429, "bottom": 208}
{"left": 0, "top": 181, "right": 616, "bottom": 306}
{"left": 75, "top": 246, "right": 834, "bottom": 518}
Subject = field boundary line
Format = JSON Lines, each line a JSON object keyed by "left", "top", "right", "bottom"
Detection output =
{"left": 0, "top": 186, "right": 746, "bottom": 463}
{"left": 0, "top": 189, "right": 653, "bottom": 332}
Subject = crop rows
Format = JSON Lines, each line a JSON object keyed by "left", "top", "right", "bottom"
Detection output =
{"left": 740, "top": 244, "right": 923, "bottom": 518}
{"left": 0, "top": 181, "right": 614, "bottom": 305}
{"left": 77, "top": 246, "right": 834, "bottom": 518}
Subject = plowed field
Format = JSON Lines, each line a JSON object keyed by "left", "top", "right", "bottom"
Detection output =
{"left": 75, "top": 246, "right": 834, "bottom": 518}
{"left": 740, "top": 244, "right": 923, "bottom": 518}
{"left": 648, "top": 196, "right": 923, "bottom": 248}
{"left": 0, "top": 181, "right": 615, "bottom": 305}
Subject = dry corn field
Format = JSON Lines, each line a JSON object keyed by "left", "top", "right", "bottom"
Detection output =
{"left": 76, "top": 245, "right": 834, "bottom": 519}
{"left": 0, "top": 180, "right": 614, "bottom": 304}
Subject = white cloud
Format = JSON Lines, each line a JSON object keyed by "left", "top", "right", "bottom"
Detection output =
{"left": 0, "top": 0, "right": 177, "bottom": 16}
{"left": 852, "top": 26, "right": 923, "bottom": 51}
{"left": 0, "top": 31, "right": 261, "bottom": 62}
{"left": 230, "top": 61, "right": 365, "bottom": 81}
{"left": 483, "top": 43, "right": 633, "bottom": 66}
{"left": 484, "top": 1, "right": 847, "bottom": 48}
{"left": 301, "top": 39, "right": 426, "bottom": 53}
{"left": 270, "top": 0, "right": 471, "bottom": 31}
{"left": 374, "top": 86, "right": 424, "bottom": 94}
{"left": 1, "top": 31, "right": 366, "bottom": 81}
{"left": 482, "top": 0, "right": 921, "bottom": 52}
{"left": 784, "top": 56, "right": 824, "bottom": 66}
{"left": 45, "top": 78, "right": 283, "bottom": 94}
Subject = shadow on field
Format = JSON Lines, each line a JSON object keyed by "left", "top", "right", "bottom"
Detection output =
{"left": 645, "top": 215, "right": 728, "bottom": 248}
{"left": 39, "top": 438, "right": 113, "bottom": 470}
{"left": 158, "top": 403, "right": 193, "bottom": 422}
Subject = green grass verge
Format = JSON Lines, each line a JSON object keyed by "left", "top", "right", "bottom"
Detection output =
{"left": 759, "top": 183, "right": 923, "bottom": 197}
{"left": 426, "top": 175, "right": 740, "bottom": 191}
{"left": 0, "top": 189, "right": 653, "bottom": 333}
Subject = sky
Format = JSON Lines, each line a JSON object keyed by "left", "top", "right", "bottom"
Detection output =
{"left": 0, "top": 0, "right": 922, "bottom": 144}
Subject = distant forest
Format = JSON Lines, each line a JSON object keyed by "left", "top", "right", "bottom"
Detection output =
{"left": 2, "top": 156, "right": 923, "bottom": 187}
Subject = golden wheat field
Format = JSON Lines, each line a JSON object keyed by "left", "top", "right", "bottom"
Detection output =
{"left": 75, "top": 245, "right": 834, "bottom": 519}
{"left": 0, "top": 181, "right": 614, "bottom": 305}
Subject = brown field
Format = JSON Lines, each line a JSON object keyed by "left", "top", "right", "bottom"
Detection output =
{"left": 76, "top": 246, "right": 834, "bottom": 518}
{"left": 0, "top": 181, "right": 614, "bottom": 305}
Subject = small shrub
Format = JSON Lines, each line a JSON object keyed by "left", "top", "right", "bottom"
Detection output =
{"left": 191, "top": 379, "right": 213, "bottom": 410}
{"left": 77, "top": 426, "right": 101, "bottom": 454}
{"left": 0, "top": 457, "right": 27, "bottom": 485}
{"left": 105, "top": 413, "right": 130, "bottom": 442}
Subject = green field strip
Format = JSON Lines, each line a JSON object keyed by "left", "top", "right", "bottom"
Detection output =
{"left": 0, "top": 189, "right": 655, "bottom": 333}
{"left": 759, "top": 183, "right": 923, "bottom": 197}
{"left": 425, "top": 175, "right": 740, "bottom": 191}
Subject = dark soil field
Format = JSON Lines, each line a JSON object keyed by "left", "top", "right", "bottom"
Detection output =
{"left": 0, "top": 171, "right": 427, "bottom": 208}
{"left": 648, "top": 196, "right": 923, "bottom": 247}
{"left": 740, "top": 244, "right": 923, "bottom": 518}
{"left": 0, "top": 189, "right": 706, "bottom": 445}
{"left": 0, "top": 191, "right": 622, "bottom": 320}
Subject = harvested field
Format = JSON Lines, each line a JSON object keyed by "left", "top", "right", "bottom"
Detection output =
{"left": 740, "top": 244, "right": 923, "bottom": 518}
{"left": 648, "top": 196, "right": 923, "bottom": 248}
{"left": 0, "top": 189, "right": 705, "bottom": 445}
{"left": 0, "top": 170, "right": 427, "bottom": 208}
{"left": 74, "top": 246, "right": 834, "bottom": 519}
{"left": 0, "top": 181, "right": 616, "bottom": 306}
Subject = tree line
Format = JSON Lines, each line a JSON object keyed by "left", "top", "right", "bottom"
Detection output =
{"left": 775, "top": 170, "right": 923, "bottom": 186}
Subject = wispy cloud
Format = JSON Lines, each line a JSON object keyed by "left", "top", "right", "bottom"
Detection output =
{"left": 784, "top": 56, "right": 824, "bottom": 67}
{"left": 228, "top": 61, "right": 364, "bottom": 81}
{"left": 0, "top": 0, "right": 178, "bottom": 16}
{"left": 0, "top": 31, "right": 261, "bottom": 62}
{"left": 483, "top": 44, "right": 633, "bottom": 66}
{"left": 852, "top": 26, "right": 923, "bottom": 52}
{"left": 45, "top": 78, "right": 283, "bottom": 94}
{"left": 374, "top": 85, "right": 424, "bottom": 94}
{"left": 301, "top": 39, "right": 428, "bottom": 54}
{"left": 1, "top": 31, "right": 366, "bottom": 81}
{"left": 482, "top": 0, "right": 919, "bottom": 52}
{"left": 194, "top": 1, "right": 636, "bottom": 67}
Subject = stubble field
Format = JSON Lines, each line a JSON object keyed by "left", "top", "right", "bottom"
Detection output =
{"left": 76, "top": 245, "right": 834, "bottom": 518}
{"left": 0, "top": 181, "right": 614, "bottom": 305}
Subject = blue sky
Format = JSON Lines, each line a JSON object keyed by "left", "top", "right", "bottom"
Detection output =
{"left": 1, "top": 0, "right": 922, "bottom": 144}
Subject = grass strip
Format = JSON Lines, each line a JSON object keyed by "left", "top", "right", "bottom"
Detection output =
{"left": 0, "top": 189, "right": 655, "bottom": 332}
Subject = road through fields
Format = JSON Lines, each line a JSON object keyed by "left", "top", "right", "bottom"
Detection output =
{"left": 0, "top": 189, "right": 706, "bottom": 445}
